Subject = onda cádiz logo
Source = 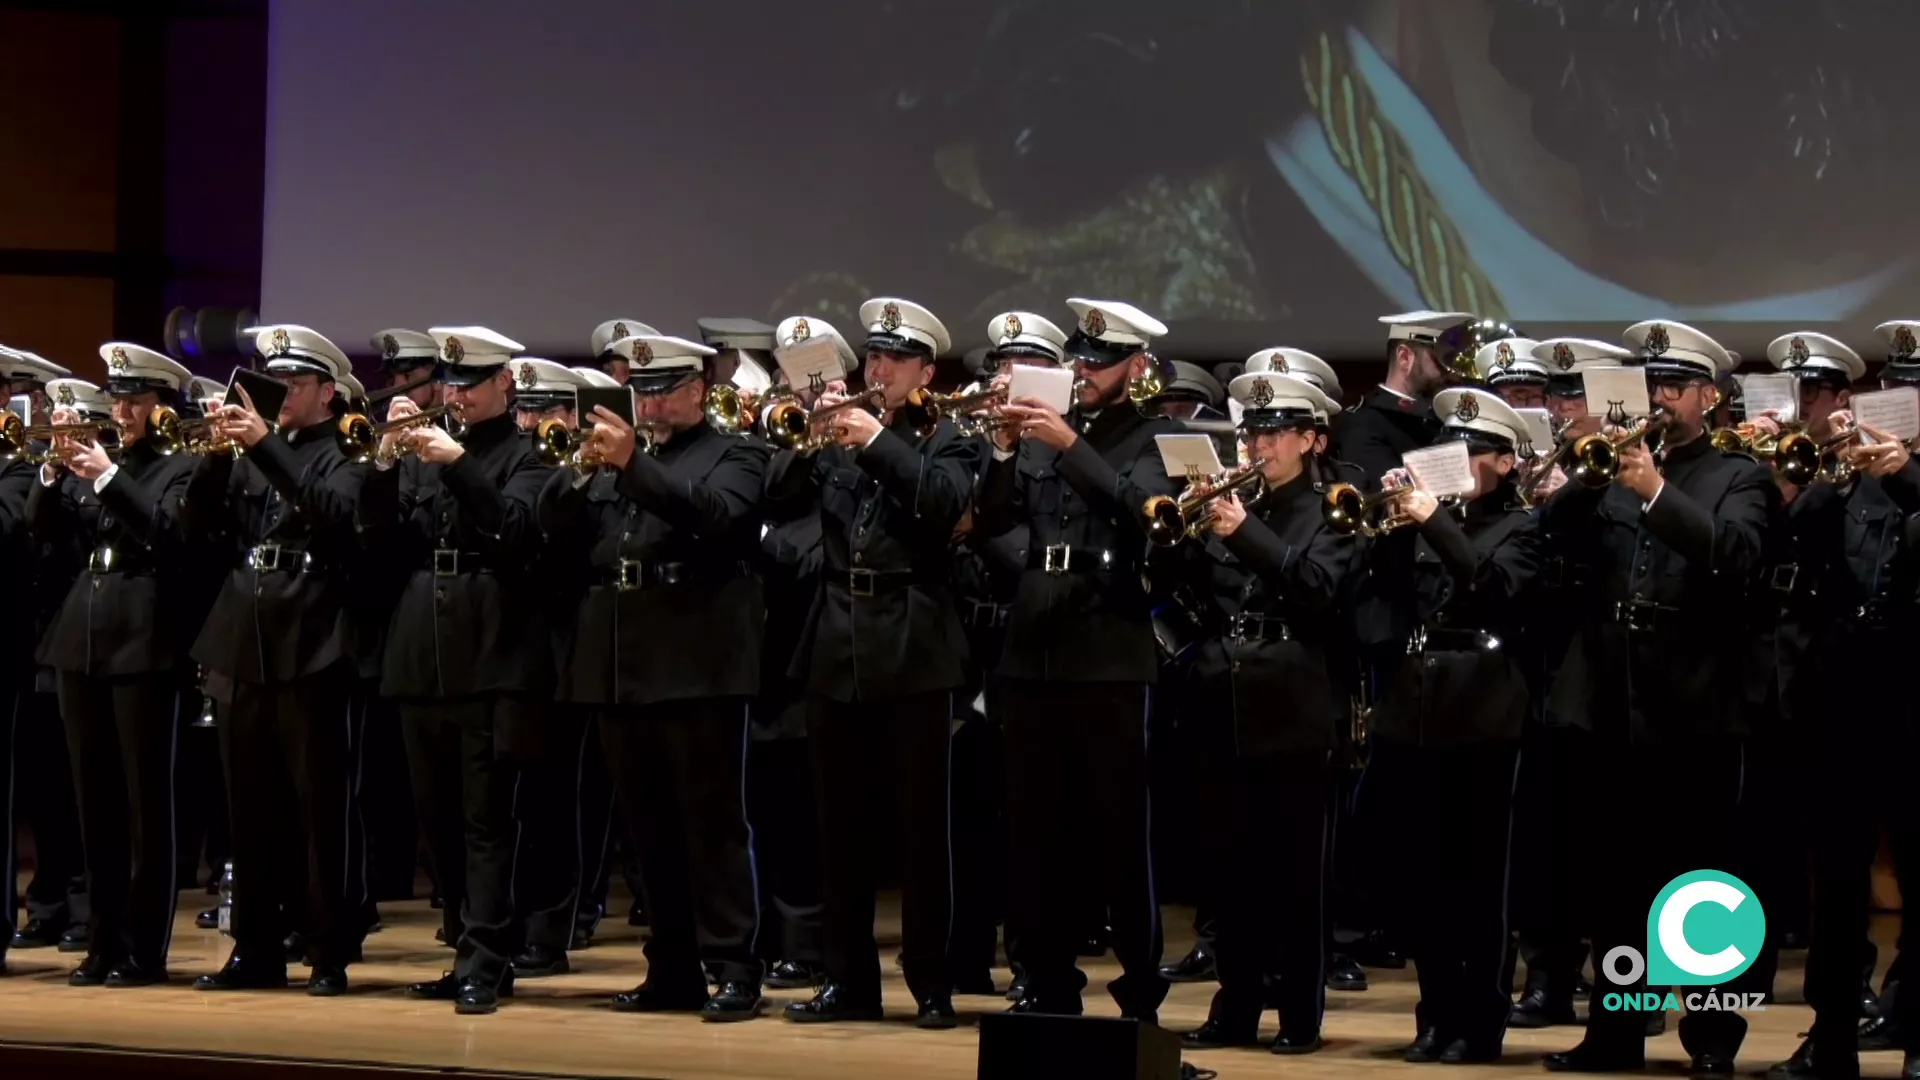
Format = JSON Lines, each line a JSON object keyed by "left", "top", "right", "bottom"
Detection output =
{"left": 1600, "top": 870, "right": 1768, "bottom": 1014}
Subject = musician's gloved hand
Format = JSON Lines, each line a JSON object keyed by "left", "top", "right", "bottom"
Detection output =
{"left": 1206, "top": 492, "right": 1246, "bottom": 537}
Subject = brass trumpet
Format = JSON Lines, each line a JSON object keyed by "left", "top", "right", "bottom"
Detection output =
{"left": 533, "top": 418, "right": 614, "bottom": 472}
{"left": 761, "top": 388, "right": 886, "bottom": 453}
{"left": 1126, "top": 363, "right": 1164, "bottom": 414}
{"left": 1141, "top": 460, "right": 1267, "bottom": 546}
{"left": 337, "top": 404, "right": 466, "bottom": 464}
{"left": 0, "top": 413, "right": 119, "bottom": 463}
{"left": 1567, "top": 413, "right": 1670, "bottom": 488}
{"left": 704, "top": 384, "right": 759, "bottom": 436}
{"left": 916, "top": 384, "right": 1009, "bottom": 437}
{"left": 1322, "top": 482, "right": 1427, "bottom": 537}
{"left": 1713, "top": 420, "right": 1860, "bottom": 486}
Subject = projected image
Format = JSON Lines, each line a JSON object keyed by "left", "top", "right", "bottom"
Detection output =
{"left": 779, "top": 0, "right": 1920, "bottom": 336}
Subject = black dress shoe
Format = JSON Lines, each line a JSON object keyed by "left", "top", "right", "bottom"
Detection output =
{"left": 434, "top": 927, "right": 447, "bottom": 945}
{"left": 1121, "top": 1006, "right": 1159, "bottom": 1026}
{"left": 456, "top": 976, "right": 503, "bottom": 1015}
{"left": 1183, "top": 1018, "right": 1259, "bottom": 1049}
{"left": 1691, "top": 1053, "right": 1737, "bottom": 1077}
{"left": 783, "top": 982, "right": 883, "bottom": 1023}
{"left": 307, "top": 966, "right": 348, "bottom": 997}
{"left": 1767, "top": 1038, "right": 1858, "bottom": 1080}
{"left": 916, "top": 998, "right": 959, "bottom": 1030}
{"left": 194, "top": 957, "right": 287, "bottom": 991}
{"left": 1007, "top": 994, "right": 1084, "bottom": 1016}
{"left": 1901, "top": 1052, "right": 1919, "bottom": 1080}
{"left": 1328, "top": 955, "right": 1369, "bottom": 992}
{"left": 510, "top": 945, "right": 569, "bottom": 978}
{"left": 69, "top": 953, "right": 111, "bottom": 986}
{"left": 764, "top": 959, "right": 823, "bottom": 990}
{"left": 1574, "top": 975, "right": 1593, "bottom": 1000}
{"left": 104, "top": 960, "right": 167, "bottom": 987}
{"left": 283, "top": 932, "right": 307, "bottom": 965}
{"left": 1404, "top": 1027, "right": 1446, "bottom": 1063}
{"left": 702, "top": 982, "right": 764, "bottom": 1023}
{"left": 1510, "top": 987, "right": 1579, "bottom": 1028}
{"left": 627, "top": 903, "right": 648, "bottom": 927}
{"left": 610, "top": 980, "right": 709, "bottom": 1013}
{"left": 58, "top": 925, "right": 89, "bottom": 953}
{"left": 1542, "top": 1042, "right": 1646, "bottom": 1073}
{"left": 1861, "top": 1013, "right": 1902, "bottom": 1053}
{"left": 195, "top": 908, "right": 220, "bottom": 931}
{"left": 12, "top": 918, "right": 66, "bottom": 949}
{"left": 1440, "top": 1038, "right": 1501, "bottom": 1064}
{"left": 408, "top": 972, "right": 461, "bottom": 1000}
{"left": 1079, "top": 930, "right": 1109, "bottom": 958}
{"left": 1160, "top": 944, "right": 1219, "bottom": 983}
{"left": 568, "top": 926, "right": 594, "bottom": 951}
{"left": 1349, "top": 930, "right": 1408, "bottom": 969}
{"left": 1004, "top": 970, "right": 1029, "bottom": 1001}
{"left": 430, "top": 893, "right": 444, "bottom": 909}
{"left": 1272, "top": 1029, "right": 1326, "bottom": 1056}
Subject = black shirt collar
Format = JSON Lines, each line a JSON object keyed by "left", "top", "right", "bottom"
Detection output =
{"left": 462, "top": 412, "right": 517, "bottom": 449}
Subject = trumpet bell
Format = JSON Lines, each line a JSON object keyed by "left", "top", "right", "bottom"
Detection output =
{"left": 761, "top": 399, "right": 809, "bottom": 449}
{"left": 1127, "top": 366, "right": 1165, "bottom": 410}
{"left": 1774, "top": 431, "right": 1823, "bottom": 487}
{"left": 1569, "top": 432, "right": 1620, "bottom": 488}
{"left": 1142, "top": 495, "right": 1187, "bottom": 548}
{"left": 337, "top": 413, "right": 377, "bottom": 462}
{"left": 534, "top": 418, "right": 578, "bottom": 468}
{"left": 1322, "top": 483, "right": 1369, "bottom": 535}
{"left": 704, "top": 385, "right": 755, "bottom": 435}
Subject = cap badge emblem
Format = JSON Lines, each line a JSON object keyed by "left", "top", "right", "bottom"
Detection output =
{"left": 55, "top": 385, "right": 74, "bottom": 406}
{"left": 1896, "top": 325, "right": 1919, "bottom": 359}
{"left": 1494, "top": 342, "right": 1514, "bottom": 369}
{"left": 1787, "top": 336, "right": 1809, "bottom": 367}
{"left": 443, "top": 336, "right": 464, "bottom": 364}
{"left": 1084, "top": 308, "right": 1107, "bottom": 337}
{"left": 1272, "top": 353, "right": 1290, "bottom": 374}
{"left": 517, "top": 362, "right": 536, "bottom": 389}
{"left": 880, "top": 303, "right": 902, "bottom": 333}
{"left": 1248, "top": 378, "right": 1274, "bottom": 408}
{"left": 634, "top": 341, "right": 654, "bottom": 368}
{"left": 1004, "top": 313, "right": 1022, "bottom": 338}
{"left": 1644, "top": 324, "right": 1670, "bottom": 357}
{"left": 1552, "top": 342, "right": 1575, "bottom": 371}
{"left": 269, "top": 328, "right": 292, "bottom": 358}
{"left": 381, "top": 333, "right": 399, "bottom": 361}
{"left": 108, "top": 347, "right": 130, "bottom": 373}
{"left": 1455, "top": 393, "right": 1481, "bottom": 422}
{"left": 791, "top": 317, "right": 811, "bottom": 342}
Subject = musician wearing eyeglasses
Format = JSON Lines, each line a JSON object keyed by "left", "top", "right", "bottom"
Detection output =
{"left": 767, "top": 298, "right": 976, "bottom": 1029}
{"left": 1353, "top": 388, "right": 1543, "bottom": 1064}
{"left": 1167, "top": 371, "right": 1352, "bottom": 1055}
{"left": 971, "top": 298, "right": 1181, "bottom": 1023}
{"left": 29, "top": 343, "right": 198, "bottom": 988}
{"left": 1750, "top": 329, "right": 1920, "bottom": 1080}
{"left": 175, "top": 327, "right": 368, "bottom": 995}
{"left": 532, "top": 334, "right": 770, "bottom": 1022}
{"left": 1329, "top": 313, "right": 1513, "bottom": 485}
{"left": 1536, "top": 321, "right": 1777, "bottom": 1075}
{"left": 358, "top": 326, "right": 556, "bottom": 1015}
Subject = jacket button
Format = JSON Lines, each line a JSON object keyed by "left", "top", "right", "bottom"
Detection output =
{"left": 853, "top": 552, "right": 865, "bottom": 565}
{"left": 435, "top": 588, "right": 447, "bottom": 602}
{"left": 1230, "top": 661, "right": 1240, "bottom": 673}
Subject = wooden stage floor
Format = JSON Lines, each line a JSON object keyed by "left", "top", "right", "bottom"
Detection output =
{"left": 0, "top": 894, "right": 1901, "bottom": 1079}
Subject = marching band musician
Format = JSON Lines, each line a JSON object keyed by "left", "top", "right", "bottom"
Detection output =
{"left": 369, "top": 330, "right": 440, "bottom": 413}
{"left": 1538, "top": 321, "right": 1776, "bottom": 1075}
{"left": 0, "top": 358, "right": 39, "bottom": 976}
{"left": 1755, "top": 330, "right": 1920, "bottom": 1080}
{"left": 1355, "top": 387, "right": 1542, "bottom": 1064}
{"left": 1471, "top": 337, "right": 1546, "bottom": 410}
{"left": 973, "top": 298, "right": 1180, "bottom": 1023}
{"left": 1331, "top": 313, "right": 1494, "bottom": 483}
{"left": 590, "top": 318, "right": 659, "bottom": 386}
{"left": 768, "top": 298, "right": 976, "bottom": 1029}
{"left": 30, "top": 343, "right": 198, "bottom": 988}
{"left": 533, "top": 335, "right": 770, "bottom": 1021}
{"left": 1175, "top": 369, "right": 1353, "bottom": 1055}
{"left": 183, "top": 326, "right": 367, "bottom": 996}
{"left": 360, "top": 326, "right": 557, "bottom": 1015}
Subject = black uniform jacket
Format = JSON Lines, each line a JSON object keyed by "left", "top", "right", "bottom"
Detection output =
{"left": 1538, "top": 434, "right": 1776, "bottom": 743}
{"left": 1357, "top": 484, "right": 1542, "bottom": 746}
{"left": 1186, "top": 471, "right": 1357, "bottom": 756}
{"left": 0, "top": 456, "right": 36, "bottom": 679}
{"left": 183, "top": 419, "right": 367, "bottom": 684}
{"left": 535, "top": 422, "right": 768, "bottom": 707}
{"left": 31, "top": 440, "right": 198, "bottom": 676}
{"left": 765, "top": 413, "right": 976, "bottom": 703}
{"left": 357, "top": 412, "right": 557, "bottom": 699}
{"left": 1327, "top": 388, "right": 1437, "bottom": 487}
{"left": 973, "top": 407, "right": 1182, "bottom": 684}
{"left": 754, "top": 500, "right": 822, "bottom": 740}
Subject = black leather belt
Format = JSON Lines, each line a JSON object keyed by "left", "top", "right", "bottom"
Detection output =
{"left": 1409, "top": 626, "right": 1502, "bottom": 653}
{"left": 87, "top": 546, "right": 151, "bottom": 575}
{"left": 964, "top": 599, "right": 1010, "bottom": 630}
{"left": 1854, "top": 598, "right": 1912, "bottom": 630}
{"left": 430, "top": 549, "right": 490, "bottom": 576}
{"left": 1026, "top": 544, "right": 1136, "bottom": 576}
{"left": 246, "top": 542, "right": 324, "bottom": 573}
{"left": 599, "top": 559, "right": 747, "bottom": 592}
{"left": 1228, "top": 612, "right": 1292, "bottom": 643}
{"left": 827, "top": 568, "right": 922, "bottom": 598}
{"left": 1610, "top": 599, "right": 1680, "bottom": 632}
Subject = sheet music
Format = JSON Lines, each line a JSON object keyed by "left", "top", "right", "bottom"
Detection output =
{"left": 1402, "top": 441, "right": 1475, "bottom": 497}
{"left": 1515, "top": 408, "right": 1554, "bottom": 457}
{"left": 1581, "top": 367, "right": 1650, "bottom": 420}
{"left": 1008, "top": 365, "right": 1075, "bottom": 414}
{"left": 1852, "top": 387, "right": 1920, "bottom": 443}
{"left": 1738, "top": 373, "right": 1799, "bottom": 424}
{"left": 1154, "top": 433, "right": 1225, "bottom": 479}
{"left": 772, "top": 337, "right": 844, "bottom": 392}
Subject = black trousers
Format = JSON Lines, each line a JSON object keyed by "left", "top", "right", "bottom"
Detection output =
{"left": 1, "top": 681, "right": 17, "bottom": 963}
{"left": 218, "top": 673, "right": 359, "bottom": 967}
{"left": 17, "top": 687, "right": 89, "bottom": 931}
{"left": 399, "top": 696, "right": 529, "bottom": 986}
{"left": 950, "top": 710, "right": 1006, "bottom": 980}
{"left": 808, "top": 690, "right": 954, "bottom": 1005}
{"left": 175, "top": 715, "right": 227, "bottom": 891}
{"left": 1205, "top": 748, "right": 1336, "bottom": 1033}
{"left": 1803, "top": 726, "right": 1920, "bottom": 1057}
{"left": 574, "top": 742, "right": 618, "bottom": 939}
{"left": 745, "top": 735, "right": 824, "bottom": 965}
{"left": 56, "top": 671, "right": 181, "bottom": 969}
{"left": 600, "top": 697, "right": 760, "bottom": 990}
{"left": 356, "top": 689, "right": 419, "bottom": 904}
{"left": 1509, "top": 723, "right": 1590, "bottom": 1001}
{"left": 1388, "top": 741, "right": 1522, "bottom": 1046}
{"left": 1002, "top": 679, "right": 1167, "bottom": 1016}
{"left": 513, "top": 707, "right": 590, "bottom": 955}
{"left": 1578, "top": 736, "right": 1758, "bottom": 1058}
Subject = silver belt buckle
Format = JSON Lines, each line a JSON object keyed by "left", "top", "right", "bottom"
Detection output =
{"left": 248, "top": 543, "right": 282, "bottom": 572}
{"left": 1407, "top": 625, "right": 1428, "bottom": 655}
{"left": 1770, "top": 564, "right": 1800, "bottom": 592}
{"left": 616, "top": 559, "right": 643, "bottom": 591}
{"left": 1042, "top": 544, "right": 1072, "bottom": 575}
{"left": 847, "top": 568, "right": 876, "bottom": 597}
{"left": 432, "top": 549, "right": 459, "bottom": 576}
{"left": 88, "top": 547, "right": 114, "bottom": 573}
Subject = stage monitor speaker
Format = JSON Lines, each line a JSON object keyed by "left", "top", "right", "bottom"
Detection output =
{"left": 977, "top": 1013, "right": 1184, "bottom": 1080}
